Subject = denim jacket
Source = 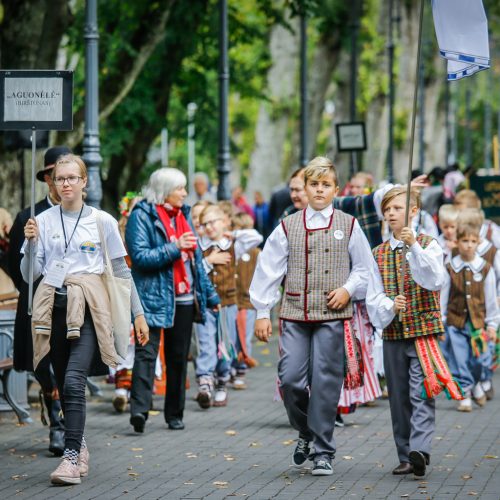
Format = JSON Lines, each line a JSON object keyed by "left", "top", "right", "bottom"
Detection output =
{"left": 125, "top": 200, "right": 220, "bottom": 328}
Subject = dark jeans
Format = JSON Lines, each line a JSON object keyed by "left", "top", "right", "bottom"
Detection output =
{"left": 130, "top": 304, "right": 194, "bottom": 422}
{"left": 34, "top": 356, "right": 64, "bottom": 431}
{"left": 49, "top": 305, "right": 97, "bottom": 452}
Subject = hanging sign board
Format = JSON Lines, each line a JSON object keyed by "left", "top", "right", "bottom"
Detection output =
{"left": 469, "top": 174, "right": 500, "bottom": 221}
{"left": 335, "top": 122, "right": 367, "bottom": 152}
{"left": 0, "top": 70, "right": 73, "bottom": 130}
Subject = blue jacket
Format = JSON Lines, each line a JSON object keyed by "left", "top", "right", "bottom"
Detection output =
{"left": 125, "top": 200, "right": 220, "bottom": 328}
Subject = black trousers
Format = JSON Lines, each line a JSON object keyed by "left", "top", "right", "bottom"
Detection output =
{"left": 130, "top": 304, "right": 194, "bottom": 422}
{"left": 49, "top": 306, "right": 97, "bottom": 452}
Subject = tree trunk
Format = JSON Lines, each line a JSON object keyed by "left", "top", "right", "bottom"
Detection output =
{"left": 246, "top": 17, "right": 299, "bottom": 200}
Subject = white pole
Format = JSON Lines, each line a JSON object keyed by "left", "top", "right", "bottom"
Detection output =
{"left": 161, "top": 128, "right": 168, "bottom": 167}
{"left": 187, "top": 102, "right": 197, "bottom": 194}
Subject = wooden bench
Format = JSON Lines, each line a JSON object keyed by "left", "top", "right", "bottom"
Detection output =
{"left": 0, "top": 293, "right": 32, "bottom": 424}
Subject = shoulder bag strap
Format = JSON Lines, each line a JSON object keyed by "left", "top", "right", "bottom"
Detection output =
{"left": 94, "top": 209, "right": 114, "bottom": 278}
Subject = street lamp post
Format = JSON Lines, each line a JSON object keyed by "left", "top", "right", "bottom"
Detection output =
{"left": 82, "top": 0, "right": 103, "bottom": 208}
{"left": 349, "top": 0, "right": 361, "bottom": 176}
{"left": 217, "top": 0, "right": 231, "bottom": 201}
{"left": 299, "top": 14, "right": 308, "bottom": 167}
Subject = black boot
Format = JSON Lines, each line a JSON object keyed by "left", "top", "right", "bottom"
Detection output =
{"left": 43, "top": 390, "right": 65, "bottom": 457}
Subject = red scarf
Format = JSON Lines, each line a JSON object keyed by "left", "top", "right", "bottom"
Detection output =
{"left": 156, "top": 204, "right": 196, "bottom": 295}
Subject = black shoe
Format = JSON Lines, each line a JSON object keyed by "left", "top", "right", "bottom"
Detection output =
{"left": 291, "top": 438, "right": 310, "bottom": 467}
{"left": 167, "top": 418, "right": 185, "bottom": 430}
{"left": 48, "top": 429, "right": 64, "bottom": 456}
{"left": 312, "top": 459, "right": 333, "bottom": 476}
{"left": 409, "top": 450, "right": 427, "bottom": 477}
{"left": 335, "top": 414, "right": 345, "bottom": 427}
{"left": 130, "top": 413, "right": 146, "bottom": 433}
{"left": 392, "top": 462, "right": 413, "bottom": 475}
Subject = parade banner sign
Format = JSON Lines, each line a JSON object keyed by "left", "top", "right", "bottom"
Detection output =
{"left": 469, "top": 175, "right": 500, "bottom": 221}
{"left": 0, "top": 70, "right": 73, "bottom": 130}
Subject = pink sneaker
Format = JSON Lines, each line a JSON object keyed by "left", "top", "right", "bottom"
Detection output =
{"left": 50, "top": 458, "right": 81, "bottom": 485}
{"left": 79, "top": 446, "right": 89, "bottom": 477}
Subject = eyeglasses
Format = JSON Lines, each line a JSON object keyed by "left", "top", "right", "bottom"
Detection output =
{"left": 200, "top": 218, "right": 222, "bottom": 229}
{"left": 54, "top": 176, "right": 82, "bottom": 186}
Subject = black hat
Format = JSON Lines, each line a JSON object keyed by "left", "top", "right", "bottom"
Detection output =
{"left": 36, "top": 146, "right": 72, "bottom": 182}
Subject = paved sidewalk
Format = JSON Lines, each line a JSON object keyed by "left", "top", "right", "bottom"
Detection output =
{"left": 1, "top": 336, "right": 499, "bottom": 499}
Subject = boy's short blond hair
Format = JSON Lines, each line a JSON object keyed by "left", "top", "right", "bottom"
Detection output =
{"left": 454, "top": 189, "right": 481, "bottom": 209}
{"left": 456, "top": 222, "right": 480, "bottom": 241}
{"left": 217, "top": 200, "right": 235, "bottom": 218}
{"left": 438, "top": 204, "right": 458, "bottom": 224}
{"left": 303, "top": 156, "right": 338, "bottom": 186}
{"left": 199, "top": 204, "right": 224, "bottom": 223}
{"left": 456, "top": 207, "right": 484, "bottom": 228}
{"left": 381, "top": 186, "right": 421, "bottom": 214}
{"left": 233, "top": 212, "right": 254, "bottom": 230}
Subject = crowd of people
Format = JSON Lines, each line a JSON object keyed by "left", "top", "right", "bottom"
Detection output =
{"left": 0, "top": 146, "right": 498, "bottom": 484}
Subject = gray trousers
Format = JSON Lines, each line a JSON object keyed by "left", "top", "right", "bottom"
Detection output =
{"left": 383, "top": 339, "right": 435, "bottom": 463}
{"left": 278, "top": 320, "right": 345, "bottom": 459}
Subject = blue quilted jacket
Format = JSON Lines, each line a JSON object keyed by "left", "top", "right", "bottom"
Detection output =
{"left": 125, "top": 200, "right": 220, "bottom": 328}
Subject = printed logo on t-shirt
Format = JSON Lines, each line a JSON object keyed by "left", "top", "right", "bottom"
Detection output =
{"left": 80, "top": 241, "right": 97, "bottom": 253}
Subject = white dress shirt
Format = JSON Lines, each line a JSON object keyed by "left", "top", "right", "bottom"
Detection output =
{"left": 440, "top": 254, "right": 499, "bottom": 330}
{"left": 366, "top": 232, "right": 446, "bottom": 330}
{"left": 249, "top": 205, "right": 373, "bottom": 320}
{"left": 481, "top": 221, "right": 500, "bottom": 249}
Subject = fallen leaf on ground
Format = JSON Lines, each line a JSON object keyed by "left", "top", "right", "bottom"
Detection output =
{"left": 252, "top": 464, "right": 260, "bottom": 467}
{"left": 401, "top": 495, "right": 409, "bottom": 498}
{"left": 249, "top": 442, "right": 261, "bottom": 447}
{"left": 130, "top": 448, "right": 143, "bottom": 451}
{"left": 462, "top": 475, "right": 472, "bottom": 480}
{"left": 329, "top": 486, "right": 336, "bottom": 490}
{"left": 342, "top": 456, "right": 354, "bottom": 460}
{"left": 184, "top": 482, "right": 195, "bottom": 485}
{"left": 224, "top": 455, "right": 235, "bottom": 461}
{"left": 282, "top": 440, "right": 294, "bottom": 446}
{"left": 213, "top": 481, "right": 229, "bottom": 488}
{"left": 483, "top": 455, "right": 498, "bottom": 459}
{"left": 468, "top": 493, "right": 478, "bottom": 496}
{"left": 454, "top": 425, "right": 462, "bottom": 429}
{"left": 149, "top": 410, "right": 160, "bottom": 416}
{"left": 128, "top": 472, "right": 139, "bottom": 477}
{"left": 444, "top": 454, "right": 456, "bottom": 458}
{"left": 226, "top": 430, "right": 237, "bottom": 436}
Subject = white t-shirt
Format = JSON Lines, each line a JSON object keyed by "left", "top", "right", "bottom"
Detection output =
{"left": 22, "top": 206, "right": 126, "bottom": 276}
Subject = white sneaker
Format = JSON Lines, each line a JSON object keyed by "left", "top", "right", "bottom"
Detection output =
{"left": 213, "top": 384, "right": 228, "bottom": 407}
{"left": 472, "top": 383, "right": 486, "bottom": 407}
{"left": 457, "top": 397, "right": 472, "bottom": 412}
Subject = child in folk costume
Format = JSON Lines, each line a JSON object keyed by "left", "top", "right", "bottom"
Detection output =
{"left": 233, "top": 212, "right": 260, "bottom": 389}
{"left": 251, "top": 157, "right": 373, "bottom": 476}
{"left": 454, "top": 190, "right": 500, "bottom": 248}
{"left": 194, "top": 205, "right": 262, "bottom": 408}
{"left": 437, "top": 204, "right": 458, "bottom": 260}
{"left": 440, "top": 216, "right": 499, "bottom": 410}
{"left": 367, "top": 186, "right": 463, "bottom": 479}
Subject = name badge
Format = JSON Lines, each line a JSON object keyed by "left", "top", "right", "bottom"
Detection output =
{"left": 241, "top": 252, "right": 251, "bottom": 262}
{"left": 334, "top": 230, "right": 344, "bottom": 240}
{"left": 473, "top": 273, "right": 483, "bottom": 282}
{"left": 44, "top": 259, "right": 70, "bottom": 288}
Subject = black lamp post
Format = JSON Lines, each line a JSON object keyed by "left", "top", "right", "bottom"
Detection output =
{"left": 82, "top": 0, "right": 103, "bottom": 208}
{"left": 217, "top": 0, "right": 231, "bottom": 201}
{"left": 299, "top": 14, "right": 308, "bottom": 167}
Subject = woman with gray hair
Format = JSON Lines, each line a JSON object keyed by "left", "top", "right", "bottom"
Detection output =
{"left": 125, "top": 168, "right": 220, "bottom": 432}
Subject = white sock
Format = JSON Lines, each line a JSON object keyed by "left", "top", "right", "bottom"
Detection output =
{"left": 482, "top": 380, "right": 492, "bottom": 392}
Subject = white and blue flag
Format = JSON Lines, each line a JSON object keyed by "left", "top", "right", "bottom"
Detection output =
{"left": 432, "top": 0, "right": 490, "bottom": 81}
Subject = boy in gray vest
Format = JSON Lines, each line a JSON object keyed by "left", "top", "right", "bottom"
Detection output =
{"left": 250, "top": 156, "right": 373, "bottom": 476}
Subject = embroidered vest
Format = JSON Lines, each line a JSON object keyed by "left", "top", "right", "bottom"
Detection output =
{"left": 446, "top": 258, "right": 490, "bottom": 330}
{"left": 280, "top": 209, "right": 354, "bottom": 322}
{"left": 203, "top": 244, "right": 237, "bottom": 307}
{"left": 373, "top": 235, "right": 444, "bottom": 341}
{"left": 236, "top": 247, "right": 260, "bottom": 310}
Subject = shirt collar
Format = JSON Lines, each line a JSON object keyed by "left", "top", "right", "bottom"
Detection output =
{"left": 389, "top": 230, "right": 417, "bottom": 251}
{"left": 450, "top": 254, "right": 485, "bottom": 273}
{"left": 305, "top": 204, "right": 333, "bottom": 221}
{"left": 477, "top": 238, "right": 492, "bottom": 255}
{"left": 199, "top": 235, "right": 232, "bottom": 252}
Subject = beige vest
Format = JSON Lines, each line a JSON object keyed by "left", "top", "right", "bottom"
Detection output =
{"left": 280, "top": 209, "right": 353, "bottom": 322}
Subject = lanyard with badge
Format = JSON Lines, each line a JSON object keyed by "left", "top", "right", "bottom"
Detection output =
{"left": 44, "top": 206, "right": 84, "bottom": 288}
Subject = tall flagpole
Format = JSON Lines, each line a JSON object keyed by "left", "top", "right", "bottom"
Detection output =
{"left": 399, "top": 0, "right": 425, "bottom": 319}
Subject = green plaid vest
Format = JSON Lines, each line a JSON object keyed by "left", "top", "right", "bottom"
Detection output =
{"left": 373, "top": 234, "right": 444, "bottom": 341}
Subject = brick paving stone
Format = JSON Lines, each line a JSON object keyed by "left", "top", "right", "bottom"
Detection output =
{"left": 1, "top": 334, "right": 500, "bottom": 499}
